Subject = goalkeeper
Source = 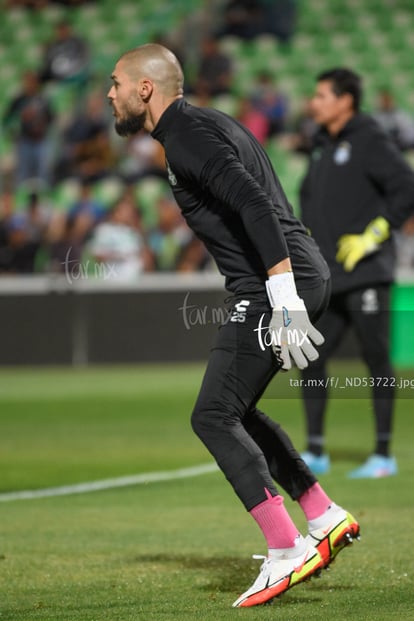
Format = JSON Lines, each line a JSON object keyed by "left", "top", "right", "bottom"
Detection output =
{"left": 300, "top": 68, "right": 414, "bottom": 479}
{"left": 108, "top": 45, "right": 359, "bottom": 608}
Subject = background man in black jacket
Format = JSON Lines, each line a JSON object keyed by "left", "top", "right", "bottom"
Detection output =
{"left": 108, "top": 45, "right": 360, "bottom": 608}
{"left": 300, "top": 68, "right": 414, "bottom": 478}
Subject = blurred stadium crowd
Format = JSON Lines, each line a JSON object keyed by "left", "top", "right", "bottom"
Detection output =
{"left": 1, "top": 0, "right": 414, "bottom": 278}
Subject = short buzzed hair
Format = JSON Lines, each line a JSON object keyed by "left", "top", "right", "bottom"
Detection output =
{"left": 120, "top": 43, "right": 184, "bottom": 97}
{"left": 317, "top": 68, "right": 362, "bottom": 112}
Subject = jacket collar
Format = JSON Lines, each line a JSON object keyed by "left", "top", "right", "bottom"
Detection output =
{"left": 316, "top": 112, "right": 371, "bottom": 144}
{"left": 151, "top": 98, "right": 185, "bottom": 144}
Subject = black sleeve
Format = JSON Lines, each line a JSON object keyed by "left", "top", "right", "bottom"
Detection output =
{"left": 365, "top": 127, "right": 414, "bottom": 229}
{"left": 171, "top": 127, "right": 289, "bottom": 270}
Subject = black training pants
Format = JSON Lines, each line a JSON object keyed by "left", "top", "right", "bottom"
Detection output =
{"left": 301, "top": 284, "right": 395, "bottom": 454}
{"left": 191, "top": 279, "right": 330, "bottom": 511}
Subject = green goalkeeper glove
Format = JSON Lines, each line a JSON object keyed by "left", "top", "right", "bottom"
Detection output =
{"left": 336, "top": 216, "right": 390, "bottom": 272}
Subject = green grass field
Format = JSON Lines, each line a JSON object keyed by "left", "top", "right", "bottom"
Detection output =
{"left": 1, "top": 362, "right": 413, "bottom": 621}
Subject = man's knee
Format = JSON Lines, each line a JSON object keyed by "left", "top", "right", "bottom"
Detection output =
{"left": 191, "top": 406, "right": 207, "bottom": 438}
{"left": 363, "top": 348, "right": 392, "bottom": 373}
{"left": 191, "top": 405, "right": 222, "bottom": 438}
{"left": 191, "top": 402, "right": 242, "bottom": 440}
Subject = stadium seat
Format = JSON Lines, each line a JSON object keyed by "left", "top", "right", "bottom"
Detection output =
{"left": 52, "top": 179, "right": 81, "bottom": 212}
{"left": 134, "top": 176, "right": 171, "bottom": 229}
{"left": 91, "top": 176, "right": 125, "bottom": 210}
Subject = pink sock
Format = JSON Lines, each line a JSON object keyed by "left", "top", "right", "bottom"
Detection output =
{"left": 250, "top": 490, "right": 300, "bottom": 550}
{"left": 298, "top": 482, "right": 332, "bottom": 520}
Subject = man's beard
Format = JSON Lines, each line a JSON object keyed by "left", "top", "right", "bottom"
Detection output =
{"left": 115, "top": 110, "right": 146, "bottom": 136}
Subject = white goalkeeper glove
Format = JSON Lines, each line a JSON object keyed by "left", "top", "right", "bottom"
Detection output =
{"left": 265, "top": 272, "right": 324, "bottom": 371}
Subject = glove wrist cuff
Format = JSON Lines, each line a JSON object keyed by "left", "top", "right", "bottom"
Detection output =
{"left": 266, "top": 271, "right": 298, "bottom": 308}
{"left": 366, "top": 216, "right": 390, "bottom": 243}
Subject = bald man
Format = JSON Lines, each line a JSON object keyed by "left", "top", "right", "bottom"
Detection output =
{"left": 108, "top": 44, "right": 360, "bottom": 608}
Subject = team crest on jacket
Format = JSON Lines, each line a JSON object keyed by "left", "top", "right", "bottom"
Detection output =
{"left": 166, "top": 158, "right": 177, "bottom": 186}
{"left": 334, "top": 141, "right": 351, "bottom": 165}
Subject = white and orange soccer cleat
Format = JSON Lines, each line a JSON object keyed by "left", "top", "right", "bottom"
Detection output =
{"left": 232, "top": 541, "right": 323, "bottom": 608}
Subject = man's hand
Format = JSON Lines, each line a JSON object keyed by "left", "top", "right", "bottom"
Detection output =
{"left": 266, "top": 272, "right": 324, "bottom": 371}
{"left": 336, "top": 216, "right": 390, "bottom": 272}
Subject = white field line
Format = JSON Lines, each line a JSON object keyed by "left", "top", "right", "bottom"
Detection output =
{"left": 0, "top": 462, "right": 218, "bottom": 503}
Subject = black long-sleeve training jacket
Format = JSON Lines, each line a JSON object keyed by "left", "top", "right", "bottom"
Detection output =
{"left": 300, "top": 113, "right": 414, "bottom": 294}
{"left": 152, "top": 98, "right": 329, "bottom": 299}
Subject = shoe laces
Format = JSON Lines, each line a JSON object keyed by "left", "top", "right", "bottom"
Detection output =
{"left": 251, "top": 555, "right": 272, "bottom": 585}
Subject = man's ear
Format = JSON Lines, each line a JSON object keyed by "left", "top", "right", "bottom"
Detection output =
{"left": 340, "top": 92, "right": 354, "bottom": 113}
{"left": 140, "top": 78, "right": 153, "bottom": 102}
